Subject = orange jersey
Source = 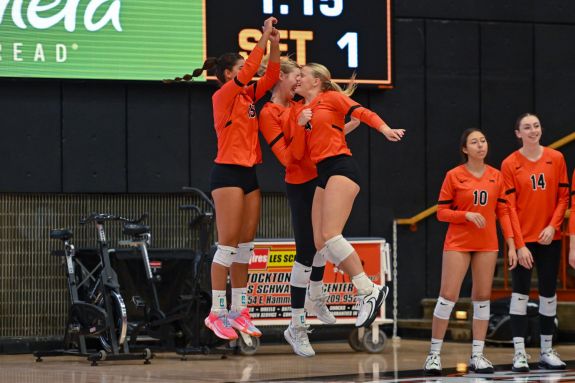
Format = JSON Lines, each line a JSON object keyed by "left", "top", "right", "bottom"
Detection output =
{"left": 290, "top": 91, "right": 385, "bottom": 164}
{"left": 437, "top": 165, "right": 514, "bottom": 252}
{"left": 501, "top": 147, "right": 569, "bottom": 248}
{"left": 212, "top": 46, "right": 280, "bottom": 167}
{"left": 570, "top": 169, "right": 575, "bottom": 235}
{"left": 259, "top": 100, "right": 317, "bottom": 184}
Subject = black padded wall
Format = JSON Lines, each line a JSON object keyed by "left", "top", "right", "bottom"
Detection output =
{"left": 370, "top": 19, "right": 428, "bottom": 316}
{"left": 480, "top": 23, "right": 533, "bottom": 166}
{"left": 344, "top": 91, "right": 371, "bottom": 237}
{"left": 62, "top": 82, "right": 126, "bottom": 192}
{"left": 188, "top": 84, "right": 218, "bottom": 191}
{"left": 0, "top": 81, "right": 61, "bottom": 192}
{"left": 127, "top": 83, "right": 189, "bottom": 192}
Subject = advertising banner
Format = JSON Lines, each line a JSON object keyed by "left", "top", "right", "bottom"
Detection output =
{"left": 248, "top": 238, "right": 391, "bottom": 325}
{"left": 0, "top": 0, "right": 204, "bottom": 80}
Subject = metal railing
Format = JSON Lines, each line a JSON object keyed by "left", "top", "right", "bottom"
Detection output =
{"left": 395, "top": 131, "right": 575, "bottom": 230}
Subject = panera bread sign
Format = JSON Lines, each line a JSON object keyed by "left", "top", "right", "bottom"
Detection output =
{"left": 0, "top": 0, "right": 205, "bottom": 80}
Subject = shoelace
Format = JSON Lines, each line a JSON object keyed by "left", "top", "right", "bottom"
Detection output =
{"left": 219, "top": 314, "right": 232, "bottom": 328}
{"left": 427, "top": 353, "right": 440, "bottom": 367}
{"left": 311, "top": 291, "right": 329, "bottom": 304}
{"left": 294, "top": 325, "right": 312, "bottom": 345}
{"left": 472, "top": 354, "right": 493, "bottom": 368}
{"left": 353, "top": 295, "right": 366, "bottom": 311}
{"left": 514, "top": 352, "right": 531, "bottom": 363}
{"left": 542, "top": 349, "right": 562, "bottom": 359}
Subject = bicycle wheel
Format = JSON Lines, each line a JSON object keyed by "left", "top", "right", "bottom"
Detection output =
{"left": 97, "top": 290, "right": 128, "bottom": 352}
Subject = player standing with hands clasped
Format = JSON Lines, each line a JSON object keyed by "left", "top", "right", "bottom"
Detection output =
{"left": 423, "top": 128, "right": 518, "bottom": 376}
{"left": 502, "top": 113, "right": 569, "bottom": 372}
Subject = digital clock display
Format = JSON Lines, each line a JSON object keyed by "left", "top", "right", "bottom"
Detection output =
{"left": 205, "top": 0, "right": 392, "bottom": 87}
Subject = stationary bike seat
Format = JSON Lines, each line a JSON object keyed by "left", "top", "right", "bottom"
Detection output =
{"left": 50, "top": 229, "right": 73, "bottom": 241}
{"left": 122, "top": 223, "right": 150, "bottom": 236}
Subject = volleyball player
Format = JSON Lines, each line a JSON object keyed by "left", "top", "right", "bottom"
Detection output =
{"left": 259, "top": 59, "right": 359, "bottom": 356}
{"left": 502, "top": 113, "right": 570, "bottom": 371}
{"left": 189, "top": 17, "right": 281, "bottom": 340}
{"left": 423, "top": 129, "right": 517, "bottom": 375}
{"left": 569, "top": 170, "right": 575, "bottom": 269}
{"left": 291, "top": 63, "right": 404, "bottom": 331}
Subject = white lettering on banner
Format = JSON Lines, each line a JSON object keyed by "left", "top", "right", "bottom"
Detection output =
{"left": 56, "top": 43, "right": 66, "bottom": 62}
{"left": 33, "top": 43, "right": 44, "bottom": 61}
{"left": 13, "top": 42, "right": 22, "bottom": 61}
{"left": 1, "top": 42, "right": 75, "bottom": 62}
{"left": 85, "top": 0, "right": 122, "bottom": 32}
{"left": 265, "top": 296, "right": 289, "bottom": 304}
{"left": 0, "top": 0, "right": 122, "bottom": 32}
{"left": 27, "top": 0, "right": 78, "bottom": 31}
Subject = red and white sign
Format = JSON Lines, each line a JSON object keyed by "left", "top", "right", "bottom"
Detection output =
{"left": 247, "top": 238, "right": 391, "bottom": 326}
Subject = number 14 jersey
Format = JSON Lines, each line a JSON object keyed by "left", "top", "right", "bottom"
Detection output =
{"left": 501, "top": 147, "right": 569, "bottom": 248}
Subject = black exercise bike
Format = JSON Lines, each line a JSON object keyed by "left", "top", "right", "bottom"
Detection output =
{"left": 111, "top": 187, "right": 229, "bottom": 356}
{"left": 34, "top": 213, "right": 152, "bottom": 365}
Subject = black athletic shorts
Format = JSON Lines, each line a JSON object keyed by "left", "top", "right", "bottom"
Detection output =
{"left": 209, "top": 164, "right": 259, "bottom": 194}
{"left": 316, "top": 154, "right": 361, "bottom": 189}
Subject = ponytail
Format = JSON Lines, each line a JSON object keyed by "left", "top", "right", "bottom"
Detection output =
{"left": 191, "top": 57, "right": 218, "bottom": 78}
{"left": 164, "top": 53, "right": 243, "bottom": 84}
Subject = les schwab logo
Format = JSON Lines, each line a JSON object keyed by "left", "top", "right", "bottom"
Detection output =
{"left": 250, "top": 247, "right": 297, "bottom": 270}
{"left": 0, "top": 0, "right": 122, "bottom": 63}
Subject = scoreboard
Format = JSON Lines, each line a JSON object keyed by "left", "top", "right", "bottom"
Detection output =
{"left": 0, "top": 0, "right": 392, "bottom": 86}
{"left": 206, "top": 0, "right": 392, "bottom": 86}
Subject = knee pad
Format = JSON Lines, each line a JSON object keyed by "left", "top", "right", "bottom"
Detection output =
{"left": 433, "top": 297, "right": 455, "bottom": 320}
{"left": 290, "top": 261, "right": 312, "bottom": 288}
{"left": 473, "top": 300, "right": 490, "bottom": 321}
{"left": 312, "top": 247, "right": 327, "bottom": 268}
{"left": 539, "top": 295, "right": 557, "bottom": 317}
{"left": 510, "top": 292, "right": 529, "bottom": 315}
{"left": 324, "top": 235, "right": 354, "bottom": 266}
{"left": 213, "top": 245, "right": 236, "bottom": 267}
{"left": 234, "top": 242, "right": 254, "bottom": 264}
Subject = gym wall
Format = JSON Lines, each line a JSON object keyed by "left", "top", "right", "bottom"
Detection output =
{"left": 1, "top": 0, "right": 574, "bottom": 332}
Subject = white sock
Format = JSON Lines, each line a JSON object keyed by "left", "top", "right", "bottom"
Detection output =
{"left": 351, "top": 272, "right": 373, "bottom": 295}
{"left": 309, "top": 280, "right": 323, "bottom": 298}
{"left": 513, "top": 337, "right": 526, "bottom": 354}
{"left": 231, "top": 287, "right": 247, "bottom": 312}
{"left": 472, "top": 340, "right": 485, "bottom": 355}
{"left": 541, "top": 335, "right": 553, "bottom": 352}
{"left": 430, "top": 338, "right": 443, "bottom": 354}
{"left": 291, "top": 308, "right": 306, "bottom": 327}
{"left": 211, "top": 290, "right": 227, "bottom": 312}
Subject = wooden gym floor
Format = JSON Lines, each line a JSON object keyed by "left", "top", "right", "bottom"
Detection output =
{"left": 1, "top": 339, "right": 575, "bottom": 382}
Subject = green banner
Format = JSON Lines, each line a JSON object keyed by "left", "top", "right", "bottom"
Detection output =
{"left": 0, "top": 0, "right": 205, "bottom": 81}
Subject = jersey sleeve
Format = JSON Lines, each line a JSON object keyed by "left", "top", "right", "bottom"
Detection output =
{"left": 259, "top": 106, "right": 289, "bottom": 168}
{"left": 246, "top": 61, "right": 280, "bottom": 102}
{"left": 436, "top": 172, "right": 467, "bottom": 224}
{"left": 570, "top": 170, "right": 575, "bottom": 235}
{"left": 213, "top": 46, "right": 265, "bottom": 109}
{"left": 329, "top": 92, "right": 385, "bottom": 131}
{"left": 495, "top": 176, "right": 514, "bottom": 240}
{"left": 287, "top": 105, "right": 307, "bottom": 162}
{"left": 549, "top": 154, "right": 570, "bottom": 231}
{"left": 501, "top": 159, "right": 526, "bottom": 248}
